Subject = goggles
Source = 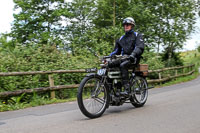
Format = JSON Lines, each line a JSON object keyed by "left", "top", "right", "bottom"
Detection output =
{"left": 123, "top": 19, "right": 133, "bottom": 25}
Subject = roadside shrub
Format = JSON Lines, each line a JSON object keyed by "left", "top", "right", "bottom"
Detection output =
{"left": 0, "top": 44, "right": 99, "bottom": 93}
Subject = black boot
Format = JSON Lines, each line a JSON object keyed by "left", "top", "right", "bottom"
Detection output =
{"left": 120, "top": 83, "right": 130, "bottom": 97}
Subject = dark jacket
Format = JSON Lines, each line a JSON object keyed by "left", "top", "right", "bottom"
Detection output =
{"left": 110, "top": 30, "right": 144, "bottom": 58}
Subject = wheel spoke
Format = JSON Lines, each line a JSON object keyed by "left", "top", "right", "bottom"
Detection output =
{"left": 91, "top": 100, "right": 94, "bottom": 113}
{"left": 94, "top": 97, "right": 105, "bottom": 104}
{"left": 94, "top": 81, "right": 100, "bottom": 92}
{"left": 86, "top": 100, "right": 92, "bottom": 112}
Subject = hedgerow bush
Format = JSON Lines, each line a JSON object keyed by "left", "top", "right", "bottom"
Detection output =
{"left": 0, "top": 44, "right": 99, "bottom": 94}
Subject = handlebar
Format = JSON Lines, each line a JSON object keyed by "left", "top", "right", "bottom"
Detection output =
{"left": 101, "top": 55, "right": 138, "bottom": 66}
{"left": 102, "top": 56, "right": 111, "bottom": 59}
{"left": 102, "top": 55, "right": 125, "bottom": 59}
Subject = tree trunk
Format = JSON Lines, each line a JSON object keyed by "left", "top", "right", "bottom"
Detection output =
{"left": 157, "top": 5, "right": 164, "bottom": 55}
{"left": 113, "top": 0, "right": 116, "bottom": 46}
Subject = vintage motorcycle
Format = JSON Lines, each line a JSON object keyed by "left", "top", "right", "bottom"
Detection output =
{"left": 77, "top": 55, "right": 152, "bottom": 118}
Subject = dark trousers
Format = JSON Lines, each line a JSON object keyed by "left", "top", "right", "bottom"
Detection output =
{"left": 109, "top": 59, "right": 134, "bottom": 85}
{"left": 120, "top": 60, "right": 132, "bottom": 85}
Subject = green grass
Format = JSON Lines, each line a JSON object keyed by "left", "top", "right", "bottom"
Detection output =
{"left": 180, "top": 50, "right": 200, "bottom": 67}
{"left": 0, "top": 96, "right": 77, "bottom": 112}
{"left": 154, "top": 49, "right": 200, "bottom": 88}
{"left": 154, "top": 71, "right": 199, "bottom": 88}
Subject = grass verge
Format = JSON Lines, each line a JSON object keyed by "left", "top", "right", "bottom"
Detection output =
{"left": 154, "top": 71, "right": 199, "bottom": 88}
{"left": 0, "top": 96, "right": 77, "bottom": 112}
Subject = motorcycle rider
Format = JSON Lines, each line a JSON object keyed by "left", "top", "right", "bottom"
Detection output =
{"left": 109, "top": 17, "right": 145, "bottom": 96}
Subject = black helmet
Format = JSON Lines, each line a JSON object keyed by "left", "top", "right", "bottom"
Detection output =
{"left": 122, "top": 17, "right": 135, "bottom": 26}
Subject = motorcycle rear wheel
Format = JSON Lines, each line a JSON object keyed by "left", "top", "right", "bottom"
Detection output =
{"left": 130, "top": 76, "right": 148, "bottom": 107}
{"left": 77, "top": 74, "right": 109, "bottom": 118}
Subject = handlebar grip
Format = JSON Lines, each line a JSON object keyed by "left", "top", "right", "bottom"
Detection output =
{"left": 103, "top": 56, "right": 111, "bottom": 59}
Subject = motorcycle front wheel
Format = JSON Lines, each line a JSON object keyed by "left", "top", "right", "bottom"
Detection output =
{"left": 77, "top": 74, "right": 109, "bottom": 118}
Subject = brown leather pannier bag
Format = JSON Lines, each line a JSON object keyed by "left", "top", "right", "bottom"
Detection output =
{"left": 135, "top": 64, "right": 148, "bottom": 76}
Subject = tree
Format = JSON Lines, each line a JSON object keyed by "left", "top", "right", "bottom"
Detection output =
{"left": 159, "top": 0, "right": 197, "bottom": 66}
{"left": 65, "top": 0, "right": 96, "bottom": 55}
{"left": 93, "top": 0, "right": 130, "bottom": 46}
{"left": 9, "top": 0, "right": 198, "bottom": 61}
{"left": 11, "top": 0, "right": 70, "bottom": 46}
{"left": 197, "top": 46, "right": 200, "bottom": 53}
{"left": 78, "top": 0, "right": 197, "bottom": 59}
{"left": 197, "top": 43, "right": 200, "bottom": 53}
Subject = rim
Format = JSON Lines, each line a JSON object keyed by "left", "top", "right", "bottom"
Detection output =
{"left": 132, "top": 77, "right": 148, "bottom": 104}
{"left": 82, "top": 77, "right": 107, "bottom": 115}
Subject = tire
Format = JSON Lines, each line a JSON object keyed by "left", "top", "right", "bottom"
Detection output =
{"left": 130, "top": 76, "right": 148, "bottom": 108}
{"left": 77, "top": 74, "right": 109, "bottom": 118}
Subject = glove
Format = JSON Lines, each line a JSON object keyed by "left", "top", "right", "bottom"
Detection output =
{"left": 110, "top": 54, "right": 116, "bottom": 59}
{"left": 129, "top": 53, "right": 137, "bottom": 63}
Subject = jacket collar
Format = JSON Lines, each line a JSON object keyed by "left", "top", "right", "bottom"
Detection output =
{"left": 125, "top": 29, "right": 134, "bottom": 36}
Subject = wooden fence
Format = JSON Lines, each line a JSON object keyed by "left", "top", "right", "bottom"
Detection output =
{"left": 0, "top": 64, "right": 195, "bottom": 99}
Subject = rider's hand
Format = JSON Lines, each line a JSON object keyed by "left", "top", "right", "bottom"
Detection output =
{"left": 129, "top": 53, "right": 137, "bottom": 63}
{"left": 110, "top": 54, "right": 116, "bottom": 59}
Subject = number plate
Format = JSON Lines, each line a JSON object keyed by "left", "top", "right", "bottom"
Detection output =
{"left": 85, "top": 68, "right": 97, "bottom": 73}
{"left": 97, "top": 69, "right": 106, "bottom": 76}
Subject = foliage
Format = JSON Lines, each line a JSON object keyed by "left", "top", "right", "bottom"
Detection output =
{"left": 0, "top": 34, "right": 15, "bottom": 52}
{"left": 197, "top": 45, "right": 200, "bottom": 53}
{"left": 0, "top": 44, "right": 99, "bottom": 92}
{"left": 11, "top": 0, "right": 70, "bottom": 46}
{"left": 155, "top": 71, "right": 199, "bottom": 88}
{"left": 141, "top": 50, "right": 165, "bottom": 70}
{"left": 180, "top": 50, "right": 200, "bottom": 67}
{"left": 161, "top": 47, "right": 183, "bottom": 67}
{"left": 8, "top": 0, "right": 198, "bottom": 59}
{"left": 159, "top": 0, "right": 197, "bottom": 66}
{"left": 0, "top": 93, "right": 71, "bottom": 112}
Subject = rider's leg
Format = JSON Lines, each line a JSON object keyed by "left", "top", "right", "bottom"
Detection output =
{"left": 120, "top": 60, "right": 131, "bottom": 96}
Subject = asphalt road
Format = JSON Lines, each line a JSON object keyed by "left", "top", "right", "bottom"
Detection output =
{"left": 1, "top": 76, "right": 200, "bottom": 133}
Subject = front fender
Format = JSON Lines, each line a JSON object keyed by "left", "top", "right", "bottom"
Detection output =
{"left": 85, "top": 73, "right": 102, "bottom": 78}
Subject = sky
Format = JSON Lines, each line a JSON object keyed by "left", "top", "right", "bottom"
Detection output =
{"left": 0, "top": 0, "right": 15, "bottom": 34}
{"left": 0, "top": 0, "right": 200, "bottom": 51}
{"left": 184, "top": 17, "right": 200, "bottom": 51}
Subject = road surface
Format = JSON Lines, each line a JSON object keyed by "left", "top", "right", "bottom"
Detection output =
{"left": 0, "top": 76, "right": 200, "bottom": 133}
